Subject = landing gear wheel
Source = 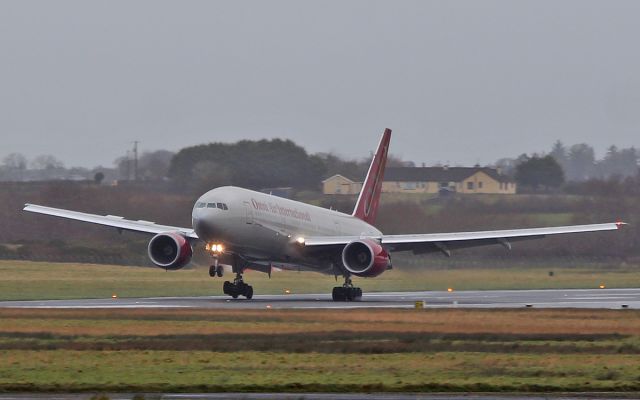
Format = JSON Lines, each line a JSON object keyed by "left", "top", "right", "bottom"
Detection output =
{"left": 209, "top": 256, "right": 220, "bottom": 277}
{"left": 346, "top": 288, "right": 355, "bottom": 301}
{"left": 216, "top": 265, "right": 224, "bottom": 277}
{"left": 224, "top": 281, "right": 240, "bottom": 299}
{"left": 332, "top": 276, "right": 362, "bottom": 302}
{"left": 223, "top": 269, "right": 254, "bottom": 300}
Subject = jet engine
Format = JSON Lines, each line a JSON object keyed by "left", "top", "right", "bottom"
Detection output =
{"left": 147, "top": 232, "right": 193, "bottom": 270}
{"left": 341, "top": 239, "right": 391, "bottom": 277}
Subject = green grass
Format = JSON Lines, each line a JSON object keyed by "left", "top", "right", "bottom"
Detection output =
{"left": 525, "top": 212, "right": 575, "bottom": 225}
{"left": 2, "top": 350, "right": 640, "bottom": 393}
{"left": 1, "top": 260, "right": 639, "bottom": 301}
{"left": 1, "top": 308, "right": 640, "bottom": 393}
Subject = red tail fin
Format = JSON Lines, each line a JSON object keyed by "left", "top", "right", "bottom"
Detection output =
{"left": 352, "top": 128, "right": 391, "bottom": 225}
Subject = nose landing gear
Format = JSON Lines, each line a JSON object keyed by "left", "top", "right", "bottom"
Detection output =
{"left": 206, "top": 244, "right": 225, "bottom": 277}
{"left": 332, "top": 276, "right": 362, "bottom": 301}
{"left": 208, "top": 257, "right": 224, "bottom": 278}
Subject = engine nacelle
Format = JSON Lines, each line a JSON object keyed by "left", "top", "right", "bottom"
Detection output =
{"left": 148, "top": 232, "right": 193, "bottom": 270}
{"left": 341, "top": 239, "right": 391, "bottom": 277}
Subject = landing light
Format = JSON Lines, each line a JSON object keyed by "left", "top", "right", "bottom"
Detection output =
{"left": 206, "top": 243, "right": 224, "bottom": 253}
{"left": 447, "top": 288, "right": 454, "bottom": 292}
{"left": 599, "top": 284, "right": 606, "bottom": 289}
{"left": 295, "top": 237, "right": 305, "bottom": 245}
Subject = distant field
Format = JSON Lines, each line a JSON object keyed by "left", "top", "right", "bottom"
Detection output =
{"left": 1, "top": 308, "right": 640, "bottom": 393}
{"left": 0, "top": 260, "right": 639, "bottom": 301}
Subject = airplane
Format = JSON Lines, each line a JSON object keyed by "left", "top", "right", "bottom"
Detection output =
{"left": 23, "top": 129, "right": 626, "bottom": 301}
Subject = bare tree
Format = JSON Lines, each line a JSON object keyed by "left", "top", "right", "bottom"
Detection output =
{"left": 31, "top": 154, "right": 64, "bottom": 170}
{"left": 138, "top": 150, "right": 174, "bottom": 180}
{"left": 114, "top": 155, "right": 132, "bottom": 180}
{"left": 2, "top": 153, "right": 27, "bottom": 170}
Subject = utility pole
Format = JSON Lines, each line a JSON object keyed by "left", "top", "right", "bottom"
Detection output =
{"left": 133, "top": 141, "right": 139, "bottom": 181}
{"left": 125, "top": 150, "right": 131, "bottom": 181}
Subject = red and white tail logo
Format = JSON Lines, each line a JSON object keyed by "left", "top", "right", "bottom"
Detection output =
{"left": 352, "top": 128, "right": 391, "bottom": 225}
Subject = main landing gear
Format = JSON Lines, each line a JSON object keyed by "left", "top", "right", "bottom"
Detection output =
{"left": 223, "top": 271, "right": 253, "bottom": 299}
{"left": 209, "top": 254, "right": 253, "bottom": 300}
{"left": 332, "top": 276, "right": 362, "bottom": 301}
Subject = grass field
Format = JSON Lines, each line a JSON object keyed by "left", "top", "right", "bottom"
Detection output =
{"left": 1, "top": 260, "right": 639, "bottom": 301}
{"left": 1, "top": 308, "right": 640, "bottom": 393}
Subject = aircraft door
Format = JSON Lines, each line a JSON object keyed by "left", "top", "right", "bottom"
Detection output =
{"left": 243, "top": 201, "right": 254, "bottom": 224}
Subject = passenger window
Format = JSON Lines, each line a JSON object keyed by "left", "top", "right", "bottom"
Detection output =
{"left": 207, "top": 203, "right": 217, "bottom": 208}
{"left": 222, "top": 203, "right": 228, "bottom": 210}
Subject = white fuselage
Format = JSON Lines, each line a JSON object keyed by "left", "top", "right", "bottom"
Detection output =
{"left": 191, "top": 186, "right": 381, "bottom": 270}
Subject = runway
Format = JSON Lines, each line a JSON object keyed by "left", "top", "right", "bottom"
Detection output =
{"left": 0, "top": 288, "right": 639, "bottom": 309}
{"left": 0, "top": 394, "right": 635, "bottom": 400}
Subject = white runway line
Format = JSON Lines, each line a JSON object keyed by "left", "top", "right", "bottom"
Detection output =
{"left": 6, "top": 305, "right": 190, "bottom": 309}
{"left": 1, "top": 288, "right": 639, "bottom": 309}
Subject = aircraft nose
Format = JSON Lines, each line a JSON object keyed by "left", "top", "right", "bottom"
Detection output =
{"left": 193, "top": 212, "right": 222, "bottom": 240}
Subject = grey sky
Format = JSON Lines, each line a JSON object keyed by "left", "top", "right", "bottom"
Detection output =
{"left": 1, "top": 0, "right": 639, "bottom": 168}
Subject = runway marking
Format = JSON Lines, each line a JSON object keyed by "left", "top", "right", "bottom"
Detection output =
{"left": 1, "top": 288, "right": 639, "bottom": 310}
{"left": 4, "top": 305, "right": 190, "bottom": 309}
{"left": 567, "top": 296, "right": 637, "bottom": 300}
{"left": 289, "top": 304, "right": 416, "bottom": 309}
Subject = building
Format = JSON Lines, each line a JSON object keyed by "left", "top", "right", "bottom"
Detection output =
{"left": 321, "top": 174, "right": 363, "bottom": 195}
{"left": 322, "top": 167, "right": 516, "bottom": 195}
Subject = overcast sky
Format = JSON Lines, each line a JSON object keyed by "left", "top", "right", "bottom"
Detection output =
{"left": 1, "top": 0, "right": 639, "bottom": 168}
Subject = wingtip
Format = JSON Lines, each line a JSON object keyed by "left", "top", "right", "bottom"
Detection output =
{"left": 615, "top": 221, "right": 627, "bottom": 229}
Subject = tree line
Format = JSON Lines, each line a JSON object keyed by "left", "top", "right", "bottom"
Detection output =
{"left": 497, "top": 141, "right": 639, "bottom": 192}
{"left": 2, "top": 138, "right": 638, "bottom": 194}
{"left": 0, "top": 150, "right": 174, "bottom": 184}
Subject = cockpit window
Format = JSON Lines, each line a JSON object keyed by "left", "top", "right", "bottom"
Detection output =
{"left": 201, "top": 202, "right": 228, "bottom": 210}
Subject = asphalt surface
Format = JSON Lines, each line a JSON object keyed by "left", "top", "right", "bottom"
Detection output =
{"left": 0, "top": 288, "right": 639, "bottom": 309}
{"left": 0, "top": 394, "right": 637, "bottom": 400}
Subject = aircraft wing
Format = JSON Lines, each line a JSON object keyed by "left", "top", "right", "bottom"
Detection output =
{"left": 300, "top": 222, "right": 625, "bottom": 255}
{"left": 23, "top": 204, "right": 198, "bottom": 239}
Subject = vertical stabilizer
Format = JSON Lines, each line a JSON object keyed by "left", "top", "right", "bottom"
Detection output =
{"left": 352, "top": 128, "right": 392, "bottom": 225}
